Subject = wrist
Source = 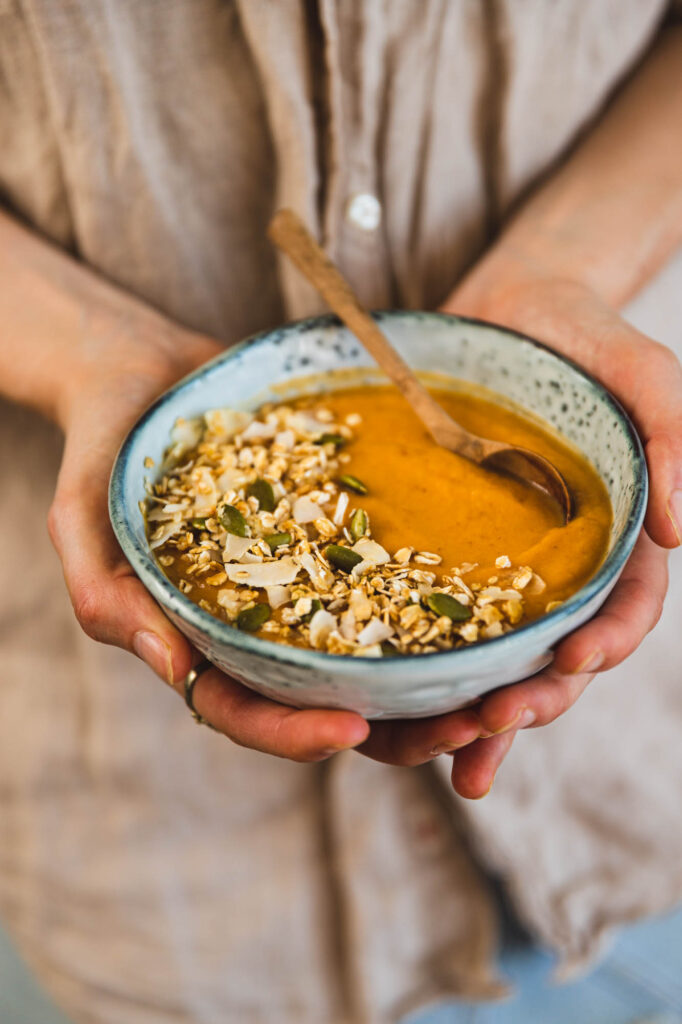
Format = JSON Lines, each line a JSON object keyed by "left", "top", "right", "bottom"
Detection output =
{"left": 56, "top": 302, "right": 220, "bottom": 433}
{"left": 441, "top": 242, "right": 597, "bottom": 326}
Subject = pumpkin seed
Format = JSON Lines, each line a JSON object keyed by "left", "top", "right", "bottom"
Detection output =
{"left": 264, "top": 531, "right": 292, "bottom": 552}
{"left": 380, "top": 640, "right": 403, "bottom": 658}
{"left": 349, "top": 508, "right": 368, "bottom": 541}
{"left": 237, "top": 603, "right": 271, "bottom": 632}
{"left": 246, "top": 478, "right": 276, "bottom": 512}
{"left": 425, "top": 592, "right": 472, "bottom": 622}
{"left": 337, "top": 474, "right": 368, "bottom": 495}
{"left": 218, "top": 504, "right": 248, "bottom": 537}
{"left": 314, "top": 433, "right": 346, "bottom": 448}
{"left": 325, "top": 544, "right": 363, "bottom": 572}
{"left": 191, "top": 517, "right": 207, "bottom": 531}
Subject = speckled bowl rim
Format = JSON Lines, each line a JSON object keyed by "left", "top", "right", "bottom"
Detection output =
{"left": 109, "top": 311, "right": 648, "bottom": 678}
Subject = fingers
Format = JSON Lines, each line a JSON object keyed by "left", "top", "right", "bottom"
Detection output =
{"left": 49, "top": 441, "right": 194, "bottom": 685}
{"left": 450, "top": 731, "right": 518, "bottom": 799}
{"left": 357, "top": 708, "right": 484, "bottom": 767}
{"left": 184, "top": 667, "right": 370, "bottom": 761}
{"left": 645, "top": 428, "right": 682, "bottom": 548}
{"left": 552, "top": 531, "right": 668, "bottom": 675}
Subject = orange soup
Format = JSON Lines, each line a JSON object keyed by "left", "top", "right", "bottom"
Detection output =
{"left": 146, "top": 384, "right": 611, "bottom": 656}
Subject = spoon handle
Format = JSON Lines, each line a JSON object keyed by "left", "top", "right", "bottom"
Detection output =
{"left": 267, "top": 209, "right": 479, "bottom": 454}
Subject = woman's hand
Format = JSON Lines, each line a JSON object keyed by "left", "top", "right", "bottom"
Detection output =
{"left": 45, "top": 305, "right": 378, "bottom": 761}
{"left": 423, "top": 269, "right": 682, "bottom": 798}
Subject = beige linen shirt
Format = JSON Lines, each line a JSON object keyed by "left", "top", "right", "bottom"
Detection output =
{"left": 1, "top": 3, "right": 681, "bottom": 1023}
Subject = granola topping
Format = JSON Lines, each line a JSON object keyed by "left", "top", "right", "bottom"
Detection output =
{"left": 146, "top": 399, "right": 550, "bottom": 657}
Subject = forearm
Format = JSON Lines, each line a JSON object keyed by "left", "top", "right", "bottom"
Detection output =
{"left": 0, "top": 209, "right": 206, "bottom": 428}
{"left": 449, "top": 25, "right": 682, "bottom": 317}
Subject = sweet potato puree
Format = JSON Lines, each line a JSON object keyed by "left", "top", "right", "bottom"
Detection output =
{"left": 149, "top": 382, "right": 611, "bottom": 654}
{"left": 312, "top": 385, "right": 611, "bottom": 620}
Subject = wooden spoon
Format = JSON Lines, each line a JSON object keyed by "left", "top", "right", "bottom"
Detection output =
{"left": 268, "top": 208, "right": 573, "bottom": 523}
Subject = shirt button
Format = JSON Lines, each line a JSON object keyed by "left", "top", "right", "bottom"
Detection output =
{"left": 345, "top": 192, "right": 382, "bottom": 232}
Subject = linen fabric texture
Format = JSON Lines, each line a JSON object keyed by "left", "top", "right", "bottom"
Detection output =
{"left": 0, "top": 2, "right": 680, "bottom": 1022}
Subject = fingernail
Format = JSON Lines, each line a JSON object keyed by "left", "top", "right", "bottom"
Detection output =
{"left": 572, "top": 648, "right": 605, "bottom": 675}
{"left": 666, "top": 490, "right": 682, "bottom": 546}
{"left": 133, "top": 630, "right": 173, "bottom": 684}
{"left": 492, "top": 707, "right": 535, "bottom": 735}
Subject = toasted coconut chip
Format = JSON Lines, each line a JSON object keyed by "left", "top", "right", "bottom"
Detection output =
{"left": 351, "top": 539, "right": 390, "bottom": 565}
{"left": 339, "top": 608, "right": 357, "bottom": 641}
{"left": 353, "top": 643, "right": 383, "bottom": 658}
{"left": 241, "top": 419, "right": 277, "bottom": 441}
{"left": 350, "top": 559, "right": 374, "bottom": 580}
{"left": 295, "top": 551, "right": 333, "bottom": 591}
{"left": 146, "top": 506, "right": 181, "bottom": 522}
{"left": 216, "top": 466, "right": 249, "bottom": 493}
{"left": 274, "top": 428, "right": 295, "bottom": 450}
{"left": 149, "top": 521, "right": 185, "bottom": 549}
{"left": 333, "top": 491, "right": 349, "bottom": 525}
{"left": 289, "top": 411, "right": 326, "bottom": 436}
{"left": 266, "top": 584, "right": 291, "bottom": 609}
{"left": 356, "top": 617, "right": 394, "bottom": 646}
{"left": 170, "top": 416, "right": 203, "bottom": 454}
{"left": 348, "top": 589, "right": 373, "bottom": 622}
{"left": 204, "top": 408, "right": 252, "bottom": 441}
{"left": 293, "top": 495, "right": 325, "bottom": 523}
{"left": 309, "top": 608, "right": 337, "bottom": 648}
{"left": 222, "top": 535, "right": 254, "bottom": 563}
{"left": 225, "top": 557, "right": 300, "bottom": 588}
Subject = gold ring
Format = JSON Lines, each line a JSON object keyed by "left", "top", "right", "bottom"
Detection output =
{"left": 184, "top": 659, "right": 218, "bottom": 730}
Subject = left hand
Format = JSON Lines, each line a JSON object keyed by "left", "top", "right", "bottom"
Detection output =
{"left": 396, "top": 269, "right": 681, "bottom": 798}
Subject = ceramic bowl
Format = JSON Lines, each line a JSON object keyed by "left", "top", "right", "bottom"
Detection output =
{"left": 109, "top": 313, "right": 647, "bottom": 719}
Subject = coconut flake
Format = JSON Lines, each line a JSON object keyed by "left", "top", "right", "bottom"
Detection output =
{"left": 333, "top": 491, "right": 349, "bottom": 526}
{"left": 309, "top": 609, "right": 337, "bottom": 649}
{"left": 204, "top": 408, "right": 252, "bottom": 441}
{"left": 296, "top": 551, "right": 334, "bottom": 592}
{"left": 353, "top": 643, "right": 383, "bottom": 658}
{"left": 224, "top": 557, "right": 300, "bottom": 588}
{"left": 356, "top": 617, "right": 394, "bottom": 646}
{"left": 222, "top": 535, "right": 254, "bottom": 563}
{"left": 149, "top": 520, "right": 185, "bottom": 550}
{"left": 293, "top": 495, "right": 325, "bottom": 523}
{"left": 350, "top": 559, "right": 374, "bottom": 580}
{"left": 216, "top": 466, "right": 248, "bottom": 493}
{"left": 351, "top": 539, "right": 390, "bottom": 565}
{"left": 274, "top": 429, "right": 295, "bottom": 450}
{"left": 266, "top": 584, "right": 291, "bottom": 609}
{"left": 169, "top": 416, "right": 202, "bottom": 454}
{"left": 348, "top": 589, "right": 373, "bottom": 622}
{"left": 241, "top": 419, "right": 276, "bottom": 442}
{"left": 339, "top": 608, "right": 357, "bottom": 641}
{"left": 289, "top": 411, "right": 326, "bottom": 437}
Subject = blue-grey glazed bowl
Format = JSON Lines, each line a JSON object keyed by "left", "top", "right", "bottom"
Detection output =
{"left": 109, "top": 313, "right": 647, "bottom": 719}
